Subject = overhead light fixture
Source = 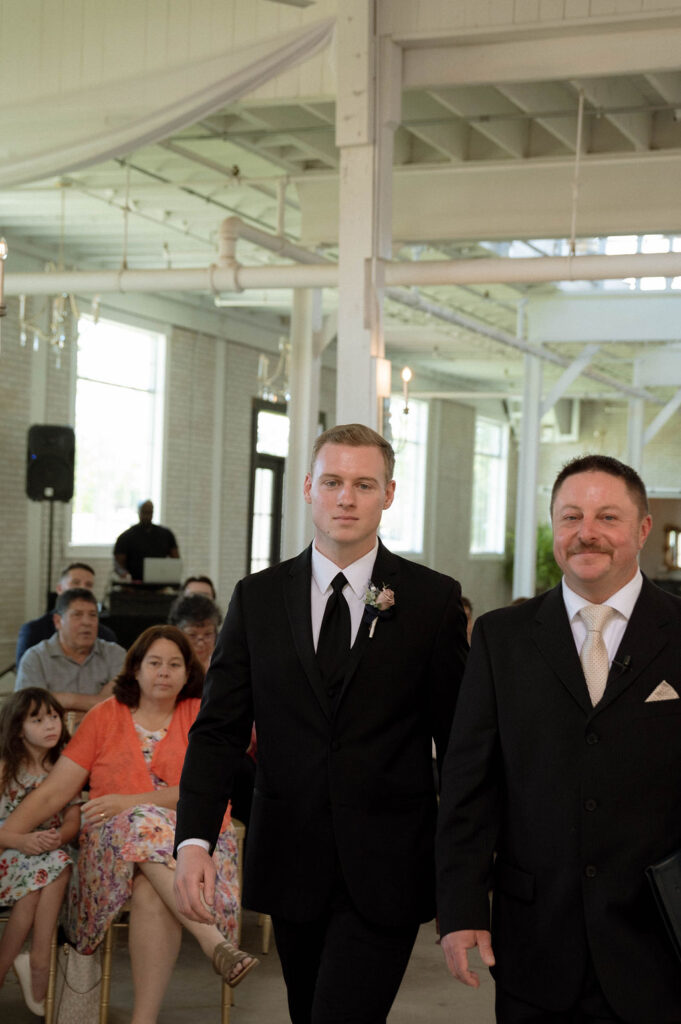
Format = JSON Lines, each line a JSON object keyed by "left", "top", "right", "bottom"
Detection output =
{"left": 264, "top": 0, "right": 315, "bottom": 7}
{"left": 401, "top": 365, "right": 413, "bottom": 414}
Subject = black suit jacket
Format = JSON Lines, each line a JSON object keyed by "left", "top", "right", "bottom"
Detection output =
{"left": 436, "top": 576, "right": 681, "bottom": 1023}
{"left": 15, "top": 611, "right": 118, "bottom": 666}
{"left": 176, "top": 540, "right": 467, "bottom": 927}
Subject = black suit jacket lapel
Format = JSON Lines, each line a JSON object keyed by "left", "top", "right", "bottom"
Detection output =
{"left": 283, "top": 546, "right": 332, "bottom": 721}
{"left": 532, "top": 585, "right": 593, "bottom": 715}
{"left": 335, "top": 539, "right": 401, "bottom": 710}
{"left": 596, "top": 576, "right": 672, "bottom": 715}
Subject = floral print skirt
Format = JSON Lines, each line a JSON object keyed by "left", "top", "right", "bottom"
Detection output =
{"left": 65, "top": 803, "right": 239, "bottom": 954}
{"left": 0, "top": 823, "right": 72, "bottom": 905}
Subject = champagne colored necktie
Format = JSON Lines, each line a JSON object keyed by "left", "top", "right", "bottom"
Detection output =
{"left": 579, "top": 603, "right": 615, "bottom": 706}
{"left": 316, "top": 572, "right": 351, "bottom": 697}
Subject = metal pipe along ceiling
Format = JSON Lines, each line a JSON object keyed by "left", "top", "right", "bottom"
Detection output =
{"left": 7, "top": 252, "right": 681, "bottom": 296}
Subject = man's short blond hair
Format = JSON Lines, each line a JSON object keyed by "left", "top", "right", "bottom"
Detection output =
{"left": 310, "top": 424, "right": 395, "bottom": 484}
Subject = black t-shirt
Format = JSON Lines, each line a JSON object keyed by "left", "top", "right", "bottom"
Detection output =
{"left": 113, "top": 523, "right": 178, "bottom": 580}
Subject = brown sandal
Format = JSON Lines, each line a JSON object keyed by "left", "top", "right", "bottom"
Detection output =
{"left": 212, "top": 940, "right": 260, "bottom": 989}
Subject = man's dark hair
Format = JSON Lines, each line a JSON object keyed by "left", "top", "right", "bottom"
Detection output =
{"left": 550, "top": 454, "right": 649, "bottom": 518}
{"left": 182, "top": 575, "right": 216, "bottom": 599}
{"left": 113, "top": 625, "right": 204, "bottom": 707}
{"left": 60, "top": 562, "right": 95, "bottom": 581}
{"left": 55, "top": 588, "right": 98, "bottom": 616}
{"left": 168, "top": 594, "right": 222, "bottom": 631}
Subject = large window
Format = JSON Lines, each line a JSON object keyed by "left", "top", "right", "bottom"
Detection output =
{"left": 248, "top": 401, "right": 289, "bottom": 574}
{"left": 380, "top": 397, "right": 429, "bottom": 553}
{"left": 70, "top": 315, "right": 166, "bottom": 547}
{"left": 470, "top": 416, "right": 508, "bottom": 555}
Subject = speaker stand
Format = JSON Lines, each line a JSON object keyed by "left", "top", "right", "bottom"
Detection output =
{"left": 45, "top": 495, "right": 56, "bottom": 613}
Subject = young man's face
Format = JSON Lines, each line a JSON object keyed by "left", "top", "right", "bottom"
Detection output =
{"left": 304, "top": 444, "right": 395, "bottom": 564}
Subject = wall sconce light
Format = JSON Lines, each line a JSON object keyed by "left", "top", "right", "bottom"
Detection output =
{"left": 0, "top": 238, "right": 7, "bottom": 355}
{"left": 401, "top": 365, "right": 413, "bottom": 413}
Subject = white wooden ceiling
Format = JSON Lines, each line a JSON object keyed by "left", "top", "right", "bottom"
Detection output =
{"left": 3, "top": 62, "right": 681, "bottom": 408}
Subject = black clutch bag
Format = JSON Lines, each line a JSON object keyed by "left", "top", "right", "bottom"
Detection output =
{"left": 646, "top": 849, "right": 681, "bottom": 963}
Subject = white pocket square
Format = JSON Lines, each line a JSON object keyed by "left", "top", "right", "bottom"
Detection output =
{"left": 645, "top": 681, "right": 680, "bottom": 702}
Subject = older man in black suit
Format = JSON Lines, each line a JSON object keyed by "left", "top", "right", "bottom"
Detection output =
{"left": 437, "top": 454, "right": 681, "bottom": 1023}
{"left": 174, "top": 423, "right": 468, "bottom": 1024}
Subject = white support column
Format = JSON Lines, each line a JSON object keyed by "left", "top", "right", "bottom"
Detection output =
{"left": 26, "top": 327, "right": 50, "bottom": 619}
{"left": 626, "top": 362, "right": 645, "bottom": 470}
{"left": 513, "top": 351, "right": 543, "bottom": 599}
{"left": 626, "top": 399, "right": 645, "bottom": 471}
{"left": 336, "top": 3, "right": 401, "bottom": 429}
{"left": 209, "top": 340, "right": 226, "bottom": 589}
{"left": 282, "top": 289, "right": 322, "bottom": 559}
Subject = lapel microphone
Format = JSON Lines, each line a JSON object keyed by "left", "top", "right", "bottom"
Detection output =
{"left": 612, "top": 654, "right": 632, "bottom": 673}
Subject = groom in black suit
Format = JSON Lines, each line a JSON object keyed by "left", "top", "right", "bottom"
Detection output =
{"left": 437, "top": 454, "right": 681, "bottom": 1023}
{"left": 174, "top": 422, "right": 468, "bottom": 1023}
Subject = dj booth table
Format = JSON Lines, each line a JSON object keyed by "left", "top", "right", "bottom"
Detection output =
{"left": 106, "top": 583, "right": 180, "bottom": 649}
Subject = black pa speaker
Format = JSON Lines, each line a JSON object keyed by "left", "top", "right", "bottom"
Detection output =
{"left": 26, "top": 425, "right": 75, "bottom": 502}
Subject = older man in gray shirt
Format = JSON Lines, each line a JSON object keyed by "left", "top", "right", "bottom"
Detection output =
{"left": 15, "top": 588, "right": 125, "bottom": 713}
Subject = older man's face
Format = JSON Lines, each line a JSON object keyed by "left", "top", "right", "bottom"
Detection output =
{"left": 55, "top": 599, "right": 99, "bottom": 653}
{"left": 552, "top": 471, "right": 652, "bottom": 602}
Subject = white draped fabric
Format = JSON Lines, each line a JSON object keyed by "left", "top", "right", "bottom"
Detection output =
{"left": 0, "top": 18, "right": 335, "bottom": 189}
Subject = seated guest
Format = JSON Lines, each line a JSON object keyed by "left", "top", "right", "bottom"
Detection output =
{"left": 182, "top": 575, "right": 217, "bottom": 600}
{"left": 0, "top": 689, "right": 80, "bottom": 1016}
{"left": 15, "top": 590, "right": 126, "bottom": 715}
{"left": 168, "top": 594, "right": 221, "bottom": 673}
{"left": 16, "top": 562, "right": 117, "bottom": 666}
{"left": 168, "top": 595, "right": 256, "bottom": 826}
{"left": 0, "top": 626, "right": 257, "bottom": 1021}
{"left": 114, "top": 500, "right": 179, "bottom": 581}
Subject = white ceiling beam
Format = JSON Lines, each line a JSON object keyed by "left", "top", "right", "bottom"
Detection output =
{"left": 496, "top": 81, "right": 579, "bottom": 152}
{"left": 428, "top": 86, "right": 527, "bottom": 160}
{"left": 401, "top": 92, "right": 466, "bottom": 160}
{"left": 571, "top": 78, "right": 651, "bottom": 152}
{"left": 402, "top": 27, "right": 681, "bottom": 89}
{"left": 540, "top": 343, "right": 600, "bottom": 417}
{"left": 644, "top": 388, "right": 681, "bottom": 444}
{"left": 527, "top": 295, "right": 681, "bottom": 344}
{"left": 645, "top": 70, "right": 681, "bottom": 103}
{"left": 297, "top": 151, "right": 681, "bottom": 245}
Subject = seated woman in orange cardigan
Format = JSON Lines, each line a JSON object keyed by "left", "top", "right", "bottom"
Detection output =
{"left": 0, "top": 625, "right": 257, "bottom": 1023}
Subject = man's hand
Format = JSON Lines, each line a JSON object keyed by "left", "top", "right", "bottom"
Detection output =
{"left": 441, "top": 929, "right": 495, "bottom": 988}
{"left": 174, "top": 844, "right": 217, "bottom": 924}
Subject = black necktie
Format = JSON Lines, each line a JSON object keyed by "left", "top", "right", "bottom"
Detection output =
{"left": 316, "top": 572, "right": 351, "bottom": 696}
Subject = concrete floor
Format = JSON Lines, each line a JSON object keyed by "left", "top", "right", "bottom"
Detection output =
{"left": 2, "top": 910, "right": 496, "bottom": 1023}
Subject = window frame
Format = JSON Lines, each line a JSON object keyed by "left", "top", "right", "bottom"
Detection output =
{"left": 66, "top": 309, "right": 169, "bottom": 559}
{"left": 469, "top": 415, "right": 509, "bottom": 558}
{"left": 246, "top": 398, "right": 288, "bottom": 575}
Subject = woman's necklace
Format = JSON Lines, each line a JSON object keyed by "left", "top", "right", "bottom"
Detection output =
{"left": 131, "top": 707, "right": 172, "bottom": 732}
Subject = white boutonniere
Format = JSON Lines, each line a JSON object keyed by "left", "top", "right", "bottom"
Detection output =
{"left": 362, "top": 582, "right": 395, "bottom": 638}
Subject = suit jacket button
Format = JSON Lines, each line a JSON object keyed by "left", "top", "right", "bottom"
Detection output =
{"left": 585, "top": 864, "right": 598, "bottom": 878}
{"left": 330, "top": 740, "right": 340, "bottom": 752}
{"left": 586, "top": 732, "right": 599, "bottom": 745}
{"left": 584, "top": 799, "right": 597, "bottom": 812}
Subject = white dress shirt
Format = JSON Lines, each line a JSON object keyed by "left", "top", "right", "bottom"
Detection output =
{"left": 310, "top": 540, "right": 378, "bottom": 649}
{"left": 179, "top": 541, "right": 380, "bottom": 853}
{"left": 562, "top": 568, "right": 643, "bottom": 666}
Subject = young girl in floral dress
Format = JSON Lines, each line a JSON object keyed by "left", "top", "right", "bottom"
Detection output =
{"left": 0, "top": 688, "right": 80, "bottom": 1016}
